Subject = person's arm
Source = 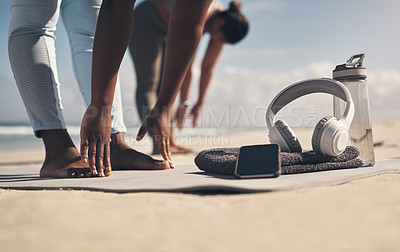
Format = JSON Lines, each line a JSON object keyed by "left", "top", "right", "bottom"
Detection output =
{"left": 174, "top": 65, "right": 192, "bottom": 130}
{"left": 179, "top": 65, "right": 192, "bottom": 104}
{"left": 136, "top": 0, "right": 213, "bottom": 166}
{"left": 80, "top": 0, "right": 135, "bottom": 177}
{"left": 191, "top": 38, "right": 224, "bottom": 127}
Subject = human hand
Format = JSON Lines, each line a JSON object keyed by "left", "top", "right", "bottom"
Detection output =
{"left": 174, "top": 105, "right": 188, "bottom": 130}
{"left": 136, "top": 107, "right": 174, "bottom": 168}
{"left": 190, "top": 102, "right": 202, "bottom": 128}
{"left": 80, "top": 105, "right": 112, "bottom": 177}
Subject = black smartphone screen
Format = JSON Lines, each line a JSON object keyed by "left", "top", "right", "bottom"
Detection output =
{"left": 235, "top": 144, "right": 281, "bottom": 178}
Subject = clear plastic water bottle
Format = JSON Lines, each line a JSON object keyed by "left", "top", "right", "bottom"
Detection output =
{"left": 332, "top": 54, "right": 375, "bottom": 166}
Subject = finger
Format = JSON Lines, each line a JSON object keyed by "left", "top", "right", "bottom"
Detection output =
{"left": 165, "top": 137, "right": 174, "bottom": 168}
{"left": 136, "top": 124, "right": 148, "bottom": 141}
{"left": 177, "top": 116, "right": 183, "bottom": 130}
{"left": 104, "top": 142, "right": 112, "bottom": 177}
{"left": 178, "top": 108, "right": 186, "bottom": 130}
{"left": 190, "top": 109, "right": 197, "bottom": 128}
{"left": 88, "top": 139, "right": 98, "bottom": 175}
{"left": 157, "top": 136, "right": 169, "bottom": 166}
{"left": 80, "top": 136, "right": 88, "bottom": 163}
{"left": 193, "top": 114, "right": 198, "bottom": 128}
{"left": 180, "top": 110, "right": 187, "bottom": 130}
{"left": 96, "top": 140, "right": 105, "bottom": 177}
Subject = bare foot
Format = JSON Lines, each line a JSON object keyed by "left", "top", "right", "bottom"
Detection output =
{"left": 40, "top": 148, "right": 93, "bottom": 178}
{"left": 39, "top": 130, "right": 98, "bottom": 178}
{"left": 110, "top": 133, "right": 170, "bottom": 170}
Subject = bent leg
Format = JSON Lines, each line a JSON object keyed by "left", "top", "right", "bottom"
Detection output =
{"left": 9, "top": 0, "right": 65, "bottom": 135}
{"left": 129, "top": 1, "right": 167, "bottom": 121}
{"left": 61, "top": 0, "right": 126, "bottom": 134}
{"left": 9, "top": 0, "right": 92, "bottom": 178}
{"left": 129, "top": 1, "right": 193, "bottom": 154}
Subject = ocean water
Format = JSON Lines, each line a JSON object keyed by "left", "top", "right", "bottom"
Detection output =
{"left": 0, "top": 123, "right": 41, "bottom": 149}
{"left": 0, "top": 123, "right": 92, "bottom": 149}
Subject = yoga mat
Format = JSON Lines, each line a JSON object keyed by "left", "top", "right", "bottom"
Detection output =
{"left": 0, "top": 160, "right": 399, "bottom": 193}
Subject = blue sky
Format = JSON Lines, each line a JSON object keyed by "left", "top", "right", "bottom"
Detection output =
{"left": 1, "top": 0, "right": 400, "bottom": 128}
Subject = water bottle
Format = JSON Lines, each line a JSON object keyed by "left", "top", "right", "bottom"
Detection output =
{"left": 333, "top": 53, "right": 375, "bottom": 166}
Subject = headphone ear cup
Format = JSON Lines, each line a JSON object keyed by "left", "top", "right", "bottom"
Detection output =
{"left": 274, "top": 120, "right": 302, "bottom": 153}
{"left": 312, "top": 116, "right": 333, "bottom": 153}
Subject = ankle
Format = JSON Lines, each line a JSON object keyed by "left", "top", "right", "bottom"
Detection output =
{"left": 41, "top": 129, "right": 77, "bottom": 160}
{"left": 111, "top": 132, "right": 129, "bottom": 150}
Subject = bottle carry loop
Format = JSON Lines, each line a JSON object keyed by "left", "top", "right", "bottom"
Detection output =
{"left": 333, "top": 53, "right": 367, "bottom": 80}
{"left": 346, "top": 54, "right": 365, "bottom": 68}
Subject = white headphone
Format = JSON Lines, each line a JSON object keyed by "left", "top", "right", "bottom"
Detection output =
{"left": 266, "top": 78, "right": 354, "bottom": 156}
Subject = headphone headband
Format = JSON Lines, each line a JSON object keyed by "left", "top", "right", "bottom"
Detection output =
{"left": 266, "top": 78, "right": 354, "bottom": 129}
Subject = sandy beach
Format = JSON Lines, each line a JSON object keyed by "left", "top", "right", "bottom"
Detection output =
{"left": 1, "top": 119, "right": 399, "bottom": 252}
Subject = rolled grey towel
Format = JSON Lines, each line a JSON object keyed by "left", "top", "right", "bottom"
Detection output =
{"left": 194, "top": 146, "right": 362, "bottom": 176}
{"left": 195, "top": 148, "right": 239, "bottom": 176}
{"left": 280, "top": 146, "right": 360, "bottom": 166}
{"left": 282, "top": 159, "right": 363, "bottom": 174}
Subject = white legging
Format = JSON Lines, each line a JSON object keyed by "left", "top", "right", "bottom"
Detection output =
{"left": 8, "top": 0, "right": 126, "bottom": 137}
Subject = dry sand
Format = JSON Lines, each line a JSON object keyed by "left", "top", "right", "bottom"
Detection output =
{"left": 0, "top": 119, "right": 399, "bottom": 252}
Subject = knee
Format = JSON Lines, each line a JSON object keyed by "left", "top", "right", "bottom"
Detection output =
{"left": 136, "top": 86, "right": 157, "bottom": 96}
{"left": 68, "top": 33, "right": 94, "bottom": 56}
{"left": 9, "top": 1, "right": 58, "bottom": 37}
{"left": 9, "top": 26, "right": 54, "bottom": 42}
{"left": 136, "top": 74, "right": 160, "bottom": 93}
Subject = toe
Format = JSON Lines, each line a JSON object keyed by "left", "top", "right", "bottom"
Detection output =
{"left": 67, "top": 168, "right": 78, "bottom": 178}
{"left": 64, "top": 168, "right": 96, "bottom": 178}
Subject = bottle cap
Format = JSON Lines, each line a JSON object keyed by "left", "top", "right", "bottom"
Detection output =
{"left": 333, "top": 54, "right": 367, "bottom": 80}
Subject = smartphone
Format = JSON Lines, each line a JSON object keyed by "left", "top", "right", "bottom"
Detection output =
{"left": 234, "top": 144, "right": 281, "bottom": 179}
